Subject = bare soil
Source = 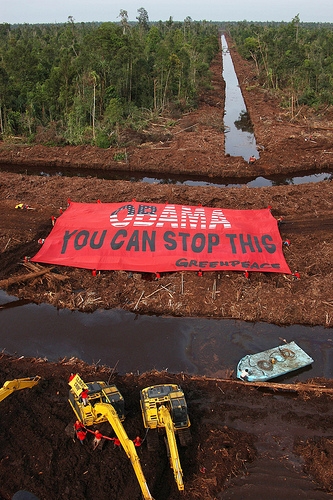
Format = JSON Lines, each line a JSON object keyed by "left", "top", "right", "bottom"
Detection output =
{"left": 1, "top": 355, "right": 333, "bottom": 500}
{"left": 0, "top": 34, "right": 333, "bottom": 499}
{"left": 0, "top": 36, "right": 333, "bottom": 326}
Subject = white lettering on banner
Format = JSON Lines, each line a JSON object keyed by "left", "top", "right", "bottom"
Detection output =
{"left": 133, "top": 204, "right": 157, "bottom": 226}
{"left": 156, "top": 205, "right": 179, "bottom": 228}
{"left": 209, "top": 209, "right": 232, "bottom": 229}
{"left": 180, "top": 206, "right": 207, "bottom": 229}
{"left": 110, "top": 204, "right": 232, "bottom": 230}
{"left": 109, "top": 204, "right": 135, "bottom": 227}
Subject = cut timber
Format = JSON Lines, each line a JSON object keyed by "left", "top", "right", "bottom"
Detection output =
{"left": 217, "top": 378, "right": 333, "bottom": 394}
{"left": 0, "top": 266, "right": 68, "bottom": 288}
{"left": 23, "top": 261, "right": 68, "bottom": 281}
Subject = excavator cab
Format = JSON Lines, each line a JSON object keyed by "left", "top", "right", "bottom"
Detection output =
{"left": 68, "top": 374, "right": 125, "bottom": 426}
{"left": 170, "top": 396, "right": 189, "bottom": 428}
{"left": 68, "top": 375, "right": 154, "bottom": 500}
{"left": 140, "top": 384, "right": 191, "bottom": 433}
{"left": 140, "top": 384, "right": 192, "bottom": 491}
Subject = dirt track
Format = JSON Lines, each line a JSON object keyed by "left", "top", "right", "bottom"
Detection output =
{"left": 0, "top": 34, "right": 333, "bottom": 499}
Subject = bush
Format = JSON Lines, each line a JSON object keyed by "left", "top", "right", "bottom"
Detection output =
{"left": 94, "top": 130, "right": 111, "bottom": 149}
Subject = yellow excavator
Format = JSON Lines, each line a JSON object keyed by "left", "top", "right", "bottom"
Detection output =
{"left": 140, "top": 384, "right": 192, "bottom": 491}
{"left": 68, "top": 374, "right": 153, "bottom": 500}
{"left": 0, "top": 376, "right": 40, "bottom": 402}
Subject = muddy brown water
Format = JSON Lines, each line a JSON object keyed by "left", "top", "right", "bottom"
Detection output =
{"left": 1, "top": 290, "right": 332, "bottom": 381}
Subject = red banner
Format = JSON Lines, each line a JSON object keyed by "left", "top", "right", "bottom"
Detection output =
{"left": 31, "top": 202, "right": 291, "bottom": 274}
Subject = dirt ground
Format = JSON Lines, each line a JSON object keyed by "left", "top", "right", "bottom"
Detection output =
{"left": 1, "top": 355, "right": 333, "bottom": 500}
{"left": 0, "top": 35, "right": 332, "bottom": 326}
{"left": 0, "top": 34, "right": 333, "bottom": 499}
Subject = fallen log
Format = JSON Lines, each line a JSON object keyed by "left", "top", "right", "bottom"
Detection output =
{"left": 22, "top": 262, "right": 67, "bottom": 282}
{"left": 216, "top": 378, "right": 333, "bottom": 394}
{"left": 0, "top": 267, "right": 56, "bottom": 288}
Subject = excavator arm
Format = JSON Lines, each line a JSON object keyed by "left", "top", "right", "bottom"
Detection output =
{"left": 158, "top": 405, "right": 184, "bottom": 491}
{"left": 0, "top": 376, "right": 40, "bottom": 403}
{"left": 94, "top": 402, "right": 154, "bottom": 500}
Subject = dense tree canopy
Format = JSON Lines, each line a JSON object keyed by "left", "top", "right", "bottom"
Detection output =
{"left": 227, "top": 18, "right": 333, "bottom": 112}
{"left": 0, "top": 15, "right": 219, "bottom": 146}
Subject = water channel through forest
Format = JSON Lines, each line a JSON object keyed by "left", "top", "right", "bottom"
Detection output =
{"left": 0, "top": 36, "right": 332, "bottom": 382}
{"left": 0, "top": 36, "right": 332, "bottom": 188}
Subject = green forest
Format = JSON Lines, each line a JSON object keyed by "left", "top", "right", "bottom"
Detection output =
{"left": 0, "top": 11, "right": 219, "bottom": 147}
{"left": 227, "top": 17, "right": 333, "bottom": 112}
{"left": 0, "top": 13, "right": 333, "bottom": 147}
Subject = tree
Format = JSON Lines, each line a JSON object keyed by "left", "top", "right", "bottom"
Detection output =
{"left": 0, "top": 19, "right": 220, "bottom": 144}
{"left": 118, "top": 10, "right": 130, "bottom": 35}
{"left": 136, "top": 7, "right": 149, "bottom": 32}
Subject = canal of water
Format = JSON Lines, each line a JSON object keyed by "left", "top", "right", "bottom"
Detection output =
{"left": 1, "top": 38, "right": 332, "bottom": 188}
{"left": 1, "top": 291, "right": 332, "bottom": 381}
{"left": 1, "top": 163, "right": 332, "bottom": 190}
{"left": 221, "top": 34, "right": 259, "bottom": 161}
{"left": 0, "top": 34, "right": 332, "bottom": 382}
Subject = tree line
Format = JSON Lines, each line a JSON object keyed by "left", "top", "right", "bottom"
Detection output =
{"left": 227, "top": 17, "right": 333, "bottom": 114}
{"left": 0, "top": 10, "right": 219, "bottom": 146}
